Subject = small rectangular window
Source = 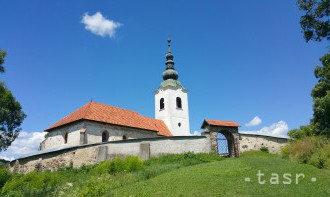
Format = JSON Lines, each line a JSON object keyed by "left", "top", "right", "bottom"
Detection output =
{"left": 176, "top": 97, "right": 182, "bottom": 109}
{"left": 160, "top": 98, "right": 165, "bottom": 110}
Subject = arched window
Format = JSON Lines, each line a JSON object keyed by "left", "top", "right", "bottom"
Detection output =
{"left": 123, "top": 135, "right": 127, "bottom": 140}
{"left": 160, "top": 98, "right": 165, "bottom": 110}
{"left": 176, "top": 97, "right": 182, "bottom": 109}
{"left": 64, "top": 133, "right": 68, "bottom": 144}
{"left": 102, "top": 131, "right": 109, "bottom": 142}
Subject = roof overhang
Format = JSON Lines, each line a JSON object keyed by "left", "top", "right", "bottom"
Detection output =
{"left": 45, "top": 118, "right": 171, "bottom": 137}
{"left": 201, "top": 119, "right": 240, "bottom": 129}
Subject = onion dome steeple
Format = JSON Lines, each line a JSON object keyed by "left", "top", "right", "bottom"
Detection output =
{"left": 162, "top": 36, "right": 179, "bottom": 80}
{"left": 159, "top": 36, "right": 186, "bottom": 91}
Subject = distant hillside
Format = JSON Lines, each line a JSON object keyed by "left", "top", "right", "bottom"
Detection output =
{"left": 0, "top": 159, "right": 9, "bottom": 167}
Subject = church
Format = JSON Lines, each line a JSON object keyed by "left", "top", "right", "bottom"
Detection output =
{"left": 10, "top": 38, "right": 289, "bottom": 173}
{"left": 41, "top": 37, "right": 190, "bottom": 150}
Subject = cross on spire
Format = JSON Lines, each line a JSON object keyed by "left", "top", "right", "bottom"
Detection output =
{"left": 167, "top": 35, "right": 171, "bottom": 52}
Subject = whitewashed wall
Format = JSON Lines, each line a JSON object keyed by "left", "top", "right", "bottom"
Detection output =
{"left": 43, "top": 122, "right": 84, "bottom": 150}
{"left": 85, "top": 121, "right": 159, "bottom": 144}
{"left": 42, "top": 120, "right": 159, "bottom": 150}
{"left": 155, "top": 88, "right": 190, "bottom": 136}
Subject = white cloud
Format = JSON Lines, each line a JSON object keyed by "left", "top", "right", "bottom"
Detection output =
{"left": 245, "top": 116, "right": 262, "bottom": 127}
{"left": 0, "top": 131, "right": 46, "bottom": 161}
{"left": 190, "top": 131, "right": 202, "bottom": 136}
{"left": 241, "top": 121, "right": 289, "bottom": 138}
{"left": 258, "top": 121, "right": 289, "bottom": 137}
{"left": 81, "top": 12, "right": 122, "bottom": 38}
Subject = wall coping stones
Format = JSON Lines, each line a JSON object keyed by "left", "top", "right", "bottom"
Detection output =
{"left": 239, "top": 132, "right": 290, "bottom": 140}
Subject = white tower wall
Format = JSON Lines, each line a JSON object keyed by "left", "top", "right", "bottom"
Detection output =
{"left": 155, "top": 88, "right": 190, "bottom": 136}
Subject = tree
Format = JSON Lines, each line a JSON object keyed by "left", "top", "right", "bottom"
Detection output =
{"left": 311, "top": 54, "right": 330, "bottom": 135}
{"left": 288, "top": 1, "right": 330, "bottom": 138}
{"left": 0, "top": 49, "right": 6, "bottom": 73}
{"left": 288, "top": 125, "right": 314, "bottom": 139}
{"left": 0, "top": 83, "right": 26, "bottom": 151}
{"left": 298, "top": 0, "right": 330, "bottom": 42}
{"left": 0, "top": 49, "right": 26, "bottom": 151}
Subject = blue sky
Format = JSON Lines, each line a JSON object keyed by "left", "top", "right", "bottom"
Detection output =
{"left": 0, "top": 1, "right": 328, "bottom": 158}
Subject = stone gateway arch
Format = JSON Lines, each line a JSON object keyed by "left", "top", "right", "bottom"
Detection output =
{"left": 201, "top": 119, "right": 240, "bottom": 157}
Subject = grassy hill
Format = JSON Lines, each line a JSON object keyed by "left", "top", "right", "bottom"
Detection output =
{"left": 113, "top": 152, "right": 330, "bottom": 196}
{"left": 1, "top": 152, "right": 329, "bottom": 196}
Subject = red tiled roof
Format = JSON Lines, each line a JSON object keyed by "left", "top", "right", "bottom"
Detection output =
{"left": 201, "top": 119, "right": 240, "bottom": 128}
{"left": 45, "top": 101, "right": 172, "bottom": 136}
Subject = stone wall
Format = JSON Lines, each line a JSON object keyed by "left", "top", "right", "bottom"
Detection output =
{"left": 42, "top": 120, "right": 159, "bottom": 150}
{"left": 11, "top": 132, "right": 289, "bottom": 174}
{"left": 239, "top": 133, "right": 288, "bottom": 154}
{"left": 10, "top": 136, "right": 210, "bottom": 173}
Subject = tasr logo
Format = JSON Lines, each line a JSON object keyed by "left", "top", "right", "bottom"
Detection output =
{"left": 244, "top": 170, "right": 317, "bottom": 184}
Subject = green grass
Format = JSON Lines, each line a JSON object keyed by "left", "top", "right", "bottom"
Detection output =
{"left": 1, "top": 152, "right": 330, "bottom": 196}
{"left": 111, "top": 152, "right": 330, "bottom": 196}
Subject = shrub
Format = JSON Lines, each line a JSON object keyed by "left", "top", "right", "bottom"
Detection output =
{"left": 281, "top": 146, "right": 290, "bottom": 159}
{"left": 308, "top": 144, "right": 330, "bottom": 169}
{"left": 91, "top": 160, "right": 111, "bottom": 175}
{"left": 283, "top": 136, "right": 330, "bottom": 169}
{"left": 0, "top": 167, "right": 11, "bottom": 189}
{"left": 109, "top": 156, "right": 143, "bottom": 174}
{"left": 125, "top": 156, "right": 144, "bottom": 172}
{"left": 1, "top": 171, "right": 64, "bottom": 196}
{"left": 260, "top": 146, "right": 269, "bottom": 153}
{"left": 287, "top": 137, "right": 316, "bottom": 163}
{"left": 326, "top": 158, "right": 330, "bottom": 169}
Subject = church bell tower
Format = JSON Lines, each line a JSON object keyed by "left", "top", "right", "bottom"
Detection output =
{"left": 155, "top": 37, "right": 190, "bottom": 136}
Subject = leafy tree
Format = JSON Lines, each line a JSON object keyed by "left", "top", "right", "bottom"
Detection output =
{"left": 298, "top": 0, "right": 330, "bottom": 42}
{"left": 0, "top": 49, "right": 26, "bottom": 151}
{"left": 288, "top": 125, "right": 314, "bottom": 139}
{"left": 288, "top": 1, "right": 330, "bottom": 137}
{"left": 311, "top": 54, "right": 330, "bottom": 135}
{"left": 0, "top": 83, "right": 26, "bottom": 151}
{"left": 0, "top": 49, "right": 6, "bottom": 73}
{"left": 291, "top": 53, "right": 330, "bottom": 137}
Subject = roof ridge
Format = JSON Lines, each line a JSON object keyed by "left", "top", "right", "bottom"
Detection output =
{"left": 205, "top": 118, "right": 237, "bottom": 122}
{"left": 91, "top": 101, "right": 141, "bottom": 115}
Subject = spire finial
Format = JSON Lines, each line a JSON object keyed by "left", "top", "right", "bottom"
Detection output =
{"left": 167, "top": 34, "right": 171, "bottom": 50}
